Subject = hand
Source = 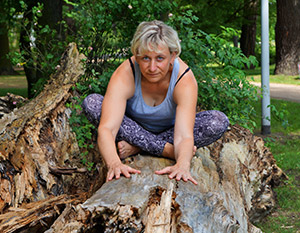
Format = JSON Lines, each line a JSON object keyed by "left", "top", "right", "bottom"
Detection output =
{"left": 155, "top": 163, "right": 198, "bottom": 185}
{"left": 106, "top": 161, "right": 141, "bottom": 182}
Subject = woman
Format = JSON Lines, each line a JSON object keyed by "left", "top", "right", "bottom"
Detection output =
{"left": 82, "top": 20, "right": 229, "bottom": 185}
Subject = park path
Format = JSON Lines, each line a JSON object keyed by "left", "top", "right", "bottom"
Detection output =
{"left": 251, "top": 82, "right": 300, "bottom": 103}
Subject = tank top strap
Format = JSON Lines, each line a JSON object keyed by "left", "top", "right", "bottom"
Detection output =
{"left": 167, "top": 58, "right": 180, "bottom": 96}
{"left": 175, "top": 67, "right": 191, "bottom": 86}
{"left": 128, "top": 57, "right": 135, "bottom": 78}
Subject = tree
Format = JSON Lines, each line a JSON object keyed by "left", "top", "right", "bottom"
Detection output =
{"left": 176, "top": 0, "right": 245, "bottom": 34}
{"left": 0, "top": 1, "right": 17, "bottom": 75}
{"left": 19, "top": 0, "right": 65, "bottom": 98}
{"left": 275, "top": 0, "right": 300, "bottom": 75}
{"left": 0, "top": 24, "right": 15, "bottom": 75}
{"left": 240, "top": 0, "right": 259, "bottom": 68}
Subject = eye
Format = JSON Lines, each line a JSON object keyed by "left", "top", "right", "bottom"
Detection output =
{"left": 142, "top": 56, "right": 150, "bottom": 61}
{"left": 157, "top": 56, "right": 164, "bottom": 61}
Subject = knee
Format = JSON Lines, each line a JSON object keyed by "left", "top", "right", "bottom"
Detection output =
{"left": 81, "top": 93, "right": 103, "bottom": 113}
{"left": 209, "top": 110, "right": 229, "bottom": 134}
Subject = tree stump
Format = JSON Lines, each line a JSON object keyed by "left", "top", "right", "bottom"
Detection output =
{"left": 0, "top": 43, "right": 286, "bottom": 232}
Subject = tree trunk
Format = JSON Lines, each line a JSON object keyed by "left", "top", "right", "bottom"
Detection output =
{"left": 0, "top": 44, "right": 287, "bottom": 232}
{"left": 240, "top": 0, "right": 258, "bottom": 69}
{"left": 0, "top": 22, "right": 16, "bottom": 75}
{"left": 275, "top": 0, "right": 300, "bottom": 75}
{"left": 44, "top": 125, "right": 286, "bottom": 233}
{"left": 0, "top": 43, "right": 104, "bottom": 213}
{"left": 19, "top": 0, "right": 37, "bottom": 98}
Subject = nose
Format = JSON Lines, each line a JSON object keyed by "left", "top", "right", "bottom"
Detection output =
{"left": 149, "top": 60, "right": 157, "bottom": 72}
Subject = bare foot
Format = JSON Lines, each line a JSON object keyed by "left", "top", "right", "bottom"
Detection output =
{"left": 117, "top": 141, "right": 141, "bottom": 159}
{"left": 193, "top": 146, "right": 197, "bottom": 155}
{"left": 162, "top": 143, "right": 197, "bottom": 159}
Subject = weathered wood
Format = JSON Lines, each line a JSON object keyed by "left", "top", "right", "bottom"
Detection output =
{"left": 44, "top": 125, "right": 287, "bottom": 233}
{"left": 0, "top": 43, "right": 103, "bottom": 213}
{"left": 0, "top": 193, "right": 87, "bottom": 233}
{"left": 49, "top": 166, "right": 87, "bottom": 175}
{"left": 0, "top": 93, "right": 27, "bottom": 119}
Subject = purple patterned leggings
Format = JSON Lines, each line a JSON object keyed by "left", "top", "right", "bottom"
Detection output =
{"left": 82, "top": 94, "right": 229, "bottom": 156}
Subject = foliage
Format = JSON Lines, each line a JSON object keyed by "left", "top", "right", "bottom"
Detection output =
{"left": 66, "top": 97, "right": 95, "bottom": 171}
{"left": 175, "top": 0, "right": 245, "bottom": 34}
{"left": 168, "top": 12, "right": 259, "bottom": 129}
{"left": 7, "top": 1, "right": 68, "bottom": 98}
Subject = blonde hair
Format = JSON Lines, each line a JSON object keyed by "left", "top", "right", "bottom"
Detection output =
{"left": 130, "top": 20, "right": 181, "bottom": 57}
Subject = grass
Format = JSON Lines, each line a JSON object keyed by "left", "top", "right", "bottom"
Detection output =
{"left": 0, "top": 70, "right": 300, "bottom": 232}
{"left": 245, "top": 64, "right": 300, "bottom": 85}
{"left": 252, "top": 99, "right": 300, "bottom": 232}
{"left": 0, "top": 74, "right": 28, "bottom": 98}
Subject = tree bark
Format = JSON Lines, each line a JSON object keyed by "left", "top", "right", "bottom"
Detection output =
{"left": 275, "top": 0, "right": 300, "bottom": 75}
{"left": 0, "top": 22, "right": 16, "bottom": 75}
{"left": 240, "top": 0, "right": 258, "bottom": 69}
{"left": 0, "top": 43, "right": 104, "bottom": 214}
{"left": 45, "top": 126, "right": 286, "bottom": 233}
{"left": 19, "top": 0, "right": 37, "bottom": 98}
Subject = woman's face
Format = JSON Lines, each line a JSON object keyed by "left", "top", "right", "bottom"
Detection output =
{"left": 135, "top": 44, "right": 176, "bottom": 83}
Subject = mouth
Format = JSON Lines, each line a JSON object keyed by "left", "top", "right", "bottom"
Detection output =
{"left": 146, "top": 73, "right": 160, "bottom": 76}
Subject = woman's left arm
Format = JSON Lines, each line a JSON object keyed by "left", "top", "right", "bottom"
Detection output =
{"left": 155, "top": 63, "right": 198, "bottom": 185}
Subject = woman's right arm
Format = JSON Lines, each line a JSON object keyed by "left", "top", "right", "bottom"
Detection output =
{"left": 97, "top": 58, "right": 141, "bottom": 181}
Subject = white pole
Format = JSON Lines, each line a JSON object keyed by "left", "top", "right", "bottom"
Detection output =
{"left": 261, "top": 0, "right": 271, "bottom": 134}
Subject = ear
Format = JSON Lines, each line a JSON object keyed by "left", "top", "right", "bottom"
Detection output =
{"left": 170, "top": 51, "right": 177, "bottom": 63}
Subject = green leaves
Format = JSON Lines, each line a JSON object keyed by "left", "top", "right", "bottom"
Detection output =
{"left": 172, "top": 15, "right": 258, "bottom": 130}
{"left": 67, "top": 97, "right": 96, "bottom": 171}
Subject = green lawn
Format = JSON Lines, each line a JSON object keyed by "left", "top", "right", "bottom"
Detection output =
{"left": 0, "top": 75, "right": 28, "bottom": 98}
{"left": 251, "top": 95, "right": 300, "bottom": 232}
{"left": 245, "top": 64, "right": 300, "bottom": 85}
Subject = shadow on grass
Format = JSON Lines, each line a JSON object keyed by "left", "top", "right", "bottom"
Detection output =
{"left": 0, "top": 88, "right": 28, "bottom": 98}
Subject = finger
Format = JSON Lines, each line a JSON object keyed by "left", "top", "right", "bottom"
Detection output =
{"left": 182, "top": 175, "right": 188, "bottom": 182}
{"left": 106, "top": 170, "right": 115, "bottom": 181}
{"left": 168, "top": 170, "right": 179, "bottom": 179}
{"left": 128, "top": 167, "right": 141, "bottom": 174}
{"left": 155, "top": 166, "right": 172, "bottom": 175}
{"left": 188, "top": 176, "right": 198, "bottom": 185}
{"left": 122, "top": 168, "right": 131, "bottom": 178}
{"left": 115, "top": 168, "right": 121, "bottom": 179}
{"left": 174, "top": 173, "right": 183, "bottom": 181}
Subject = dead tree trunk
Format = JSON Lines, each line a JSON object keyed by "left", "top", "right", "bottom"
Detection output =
{"left": 0, "top": 43, "right": 102, "bottom": 213}
{"left": 0, "top": 43, "right": 286, "bottom": 232}
{"left": 45, "top": 126, "right": 286, "bottom": 233}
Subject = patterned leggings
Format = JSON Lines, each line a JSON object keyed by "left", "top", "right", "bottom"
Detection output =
{"left": 82, "top": 94, "right": 229, "bottom": 156}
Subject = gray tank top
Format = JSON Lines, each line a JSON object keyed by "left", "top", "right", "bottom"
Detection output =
{"left": 125, "top": 58, "right": 180, "bottom": 133}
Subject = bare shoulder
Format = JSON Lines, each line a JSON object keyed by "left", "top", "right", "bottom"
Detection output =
{"left": 106, "top": 57, "right": 135, "bottom": 99}
{"left": 176, "top": 57, "right": 197, "bottom": 86}
{"left": 177, "top": 57, "right": 189, "bottom": 71}
{"left": 111, "top": 56, "right": 135, "bottom": 82}
{"left": 173, "top": 57, "right": 198, "bottom": 104}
